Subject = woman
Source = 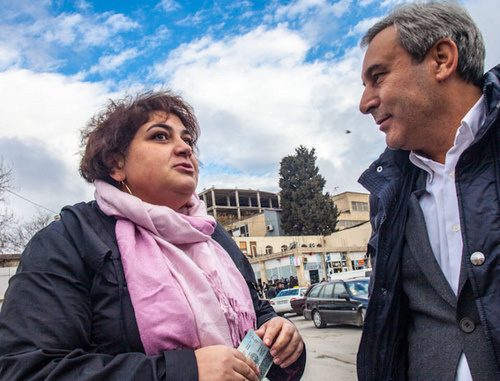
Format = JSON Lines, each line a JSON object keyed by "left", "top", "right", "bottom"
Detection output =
{"left": 0, "top": 91, "right": 305, "bottom": 380}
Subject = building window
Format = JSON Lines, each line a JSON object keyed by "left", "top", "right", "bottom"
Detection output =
{"left": 265, "top": 245, "right": 273, "bottom": 255}
{"left": 232, "top": 224, "right": 249, "bottom": 237}
{"left": 352, "top": 201, "right": 369, "bottom": 212}
{"left": 281, "top": 245, "right": 288, "bottom": 252}
{"left": 250, "top": 242, "right": 257, "bottom": 256}
{"left": 238, "top": 241, "right": 247, "bottom": 255}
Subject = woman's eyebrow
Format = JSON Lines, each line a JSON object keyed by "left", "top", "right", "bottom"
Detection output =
{"left": 146, "top": 123, "right": 192, "bottom": 137}
{"left": 146, "top": 123, "right": 173, "bottom": 132}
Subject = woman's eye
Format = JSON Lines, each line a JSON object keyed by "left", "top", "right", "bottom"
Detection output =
{"left": 153, "top": 132, "right": 168, "bottom": 141}
{"left": 184, "top": 138, "right": 194, "bottom": 147}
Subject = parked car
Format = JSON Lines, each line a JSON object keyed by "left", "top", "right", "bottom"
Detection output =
{"left": 304, "top": 278, "right": 370, "bottom": 328}
{"left": 290, "top": 285, "right": 317, "bottom": 316}
{"left": 269, "top": 287, "right": 309, "bottom": 316}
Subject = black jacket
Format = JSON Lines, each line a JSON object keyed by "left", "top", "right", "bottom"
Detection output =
{"left": 357, "top": 64, "right": 500, "bottom": 380}
{"left": 0, "top": 201, "right": 305, "bottom": 380}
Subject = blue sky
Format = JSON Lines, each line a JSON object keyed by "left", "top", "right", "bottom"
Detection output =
{"left": 1, "top": 0, "right": 498, "bottom": 221}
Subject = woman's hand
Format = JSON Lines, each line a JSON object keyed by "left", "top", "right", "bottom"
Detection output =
{"left": 195, "top": 345, "right": 260, "bottom": 381}
{"left": 255, "top": 317, "right": 304, "bottom": 368}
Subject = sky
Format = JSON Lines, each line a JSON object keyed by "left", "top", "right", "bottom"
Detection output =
{"left": 0, "top": 0, "right": 498, "bottom": 222}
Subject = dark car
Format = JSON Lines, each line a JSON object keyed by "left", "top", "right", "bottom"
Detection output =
{"left": 290, "top": 285, "right": 316, "bottom": 316}
{"left": 303, "top": 278, "right": 369, "bottom": 328}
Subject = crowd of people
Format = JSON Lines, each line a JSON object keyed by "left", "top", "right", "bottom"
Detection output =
{"left": 257, "top": 276, "right": 299, "bottom": 300}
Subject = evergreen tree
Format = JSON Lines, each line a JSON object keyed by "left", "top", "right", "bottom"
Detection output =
{"left": 279, "top": 146, "right": 338, "bottom": 235}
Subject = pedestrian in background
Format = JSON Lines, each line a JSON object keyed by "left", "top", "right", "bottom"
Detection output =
{"left": 357, "top": 2, "right": 499, "bottom": 380}
{"left": 266, "top": 283, "right": 278, "bottom": 299}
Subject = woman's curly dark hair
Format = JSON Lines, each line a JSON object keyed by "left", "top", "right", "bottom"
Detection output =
{"left": 79, "top": 90, "right": 200, "bottom": 185}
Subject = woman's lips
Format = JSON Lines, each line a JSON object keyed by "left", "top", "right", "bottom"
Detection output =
{"left": 174, "top": 162, "right": 194, "bottom": 173}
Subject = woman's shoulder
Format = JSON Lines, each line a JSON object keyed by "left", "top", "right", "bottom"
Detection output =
{"left": 20, "top": 201, "right": 117, "bottom": 275}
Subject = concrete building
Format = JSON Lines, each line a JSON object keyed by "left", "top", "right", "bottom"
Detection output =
{"left": 198, "top": 187, "right": 281, "bottom": 221}
{"left": 198, "top": 188, "right": 372, "bottom": 287}
{"left": 332, "top": 191, "right": 370, "bottom": 229}
{"left": 235, "top": 221, "right": 371, "bottom": 287}
{"left": 224, "top": 209, "right": 286, "bottom": 237}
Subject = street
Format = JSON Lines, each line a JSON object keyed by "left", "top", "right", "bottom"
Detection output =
{"left": 287, "top": 314, "right": 362, "bottom": 381}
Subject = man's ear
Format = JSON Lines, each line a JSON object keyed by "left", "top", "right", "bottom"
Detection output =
{"left": 107, "top": 153, "right": 126, "bottom": 182}
{"left": 429, "top": 38, "right": 459, "bottom": 82}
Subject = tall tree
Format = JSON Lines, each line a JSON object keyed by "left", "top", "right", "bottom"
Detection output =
{"left": 279, "top": 146, "right": 338, "bottom": 235}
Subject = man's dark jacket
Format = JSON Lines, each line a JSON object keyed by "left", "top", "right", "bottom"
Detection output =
{"left": 0, "top": 201, "right": 305, "bottom": 380}
{"left": 356, "top": 64, "right": 500, "bottom": 380}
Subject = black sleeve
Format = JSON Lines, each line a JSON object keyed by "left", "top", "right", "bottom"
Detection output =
{"left": 0, "top": 224, "right": 196, "bottom": 381}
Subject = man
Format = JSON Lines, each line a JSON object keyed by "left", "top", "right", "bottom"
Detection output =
{"left": 266, "top": 282, "right": 278, "bottom": 299}
{"left": 357, "top": 2, "right": 499, "bottom": 380}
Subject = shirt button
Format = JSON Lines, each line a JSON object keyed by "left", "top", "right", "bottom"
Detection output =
{"left": 449, "top": 171, "right": 455, "bottom": 178}
{"left": 470, "top": 252, "right": 485, "bottom": 266}
{"left": 459, "top": 317, "right": 476, "bottom": 333}
{"left": 377, "top": 166, "right": 383, "bottom": 173}
{"left": 453, "top": 224, "right": 460, "bottom": 232}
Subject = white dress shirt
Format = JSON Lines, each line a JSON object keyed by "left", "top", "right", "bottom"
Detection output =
{"left": 409, "top": 95, "right": 485, "bottom": 381}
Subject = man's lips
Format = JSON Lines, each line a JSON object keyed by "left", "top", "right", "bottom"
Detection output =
{"left": 375, "top": 115, "right": 390, "bottom": 125}
{"left": 375, "top": 115, "right": 391, "bottom": 130}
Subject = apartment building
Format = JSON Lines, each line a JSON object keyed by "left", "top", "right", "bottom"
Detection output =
{"left": 332, "top": 191, "right": 370, "bottom": 229}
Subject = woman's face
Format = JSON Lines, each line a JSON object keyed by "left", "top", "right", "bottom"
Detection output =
{"left": 110, "top": 111, "right": 199, "bottom": 211}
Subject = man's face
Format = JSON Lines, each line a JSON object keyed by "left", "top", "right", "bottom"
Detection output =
{"left": 359, "top": 26, "right": 440, "bottom": 153}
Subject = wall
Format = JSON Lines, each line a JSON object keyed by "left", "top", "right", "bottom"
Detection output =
{"left": 234, "top": 235, "right": 324, "bottom": 257}
{"left": 324, "top": 221, "right": 371, "bottom": 248}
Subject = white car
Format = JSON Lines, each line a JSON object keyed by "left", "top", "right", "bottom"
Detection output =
{"left": 269, "top": 287, "right": 309, "bottom": 316}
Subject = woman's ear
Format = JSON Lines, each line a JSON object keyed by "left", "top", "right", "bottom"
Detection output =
{"left": 429, "top": 38, "right": 459, "bottom": 82}
{"left": 107, "top": 153, "right": 126, "bottom": 182}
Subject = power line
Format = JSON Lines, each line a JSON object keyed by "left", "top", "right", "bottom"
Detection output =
{"left": 5, "top": 189, "right": 58, "bottom": 214}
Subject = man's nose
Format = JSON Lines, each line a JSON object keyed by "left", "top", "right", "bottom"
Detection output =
{"left": 359, "top": 87, "right": 378, "bottom": 115}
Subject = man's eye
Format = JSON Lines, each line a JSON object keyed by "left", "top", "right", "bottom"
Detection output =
{"left": 373, "top": 73, "right": 385, "bottom": 84}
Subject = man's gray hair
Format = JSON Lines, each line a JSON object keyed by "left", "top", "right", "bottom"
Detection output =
{"left": 361, "top": 1, "right": 485, "bottom": 87}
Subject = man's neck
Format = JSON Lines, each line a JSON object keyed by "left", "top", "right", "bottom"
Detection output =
{"left": 421, "top": 82, "right": 482, "bottom": 164}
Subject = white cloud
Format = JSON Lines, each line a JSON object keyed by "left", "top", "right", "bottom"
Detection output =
{"left": 347, "top": 16, "right": 381, "bottom": 37}
{"left": 89, "top": 48, "right": 140, "bottom": 74}
{"left": 0, "top": 69, "right": 114, "bottom": 217}
{"left": 43, "top": 14, "right": 84, "bottom": 46}
{"left": 0, "top": 44, "right": 21, "bottom": 70}
{"left": 0, "top": 4, "right": 140, "bottom": 73}
{"left": 152, "top": 24, "right": 381, "bottom": 195}
{"left": 79, "top": 13, "right": 139, "bottom": 46}
{"left": 158, "top": 0, "right": 181, "bottom": 13}
{"left": 275, "top": 0, "right": 352, "bottom": 20}
{"left": 358, "top": 0, "right": 378, "bottom": 6}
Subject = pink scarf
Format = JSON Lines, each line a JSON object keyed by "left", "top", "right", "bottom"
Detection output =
{"left": 94, "top": 180, "right": 256, "bottom": 355}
